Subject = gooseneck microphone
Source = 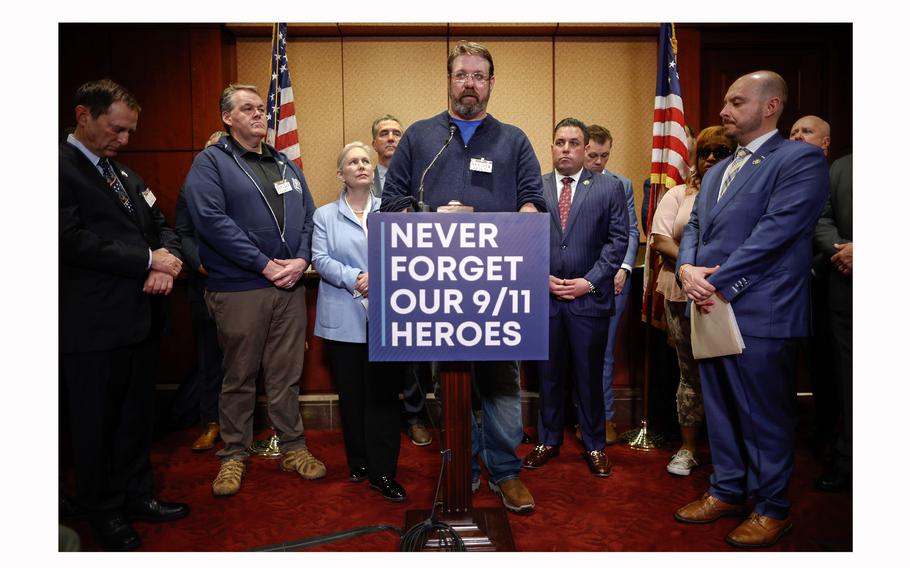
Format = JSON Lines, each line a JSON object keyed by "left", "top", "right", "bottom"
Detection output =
{"left": 416, "top": 124, "right": 457, "bottom": 212}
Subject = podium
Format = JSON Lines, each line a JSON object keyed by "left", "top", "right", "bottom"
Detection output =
{"left": 368, "top": 212, "right": 548, "bottom": 551}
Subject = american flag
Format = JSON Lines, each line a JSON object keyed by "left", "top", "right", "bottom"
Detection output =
{"left": 647, "top": 23, "right": 689, "bottom": 233}
{"left": 643, "top": 23, "right": 689, "bottom": 324}
{"left": 266, "top": 23, "right": 302, "bottom": 167}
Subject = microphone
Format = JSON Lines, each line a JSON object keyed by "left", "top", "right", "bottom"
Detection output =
{"left": 416, "top": 124, "right": 457, "bottom": 212}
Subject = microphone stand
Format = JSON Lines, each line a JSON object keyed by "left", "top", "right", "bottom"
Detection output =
{"left": 416, "top": 125, "right": 457, "bottom": 212}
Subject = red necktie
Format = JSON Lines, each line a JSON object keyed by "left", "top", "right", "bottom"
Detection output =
{"left": 558, "top": 176, "right": 573, "bottom": 230}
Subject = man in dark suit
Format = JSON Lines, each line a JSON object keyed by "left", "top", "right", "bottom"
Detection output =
{"left": 674, "top": 71, "right": 829, "bottom": 548}
{"left": 370, "top": 115, "right": 403, "bottom": 198}
{"left": 60, "top": 79, "right": 190, "bottom": 551}
{"left": 813, "top": 153, "right": 852, "bottom": 492}
{"left": 522, "top": 118, "right": 628, "bottom": 478}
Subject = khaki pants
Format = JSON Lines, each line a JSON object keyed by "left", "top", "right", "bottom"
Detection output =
{"left": 205, "top": 286, "right": 308, "bottom": 461}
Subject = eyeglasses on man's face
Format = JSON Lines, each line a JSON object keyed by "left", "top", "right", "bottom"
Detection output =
{"left": 450, "top": 72, "right": 490, "bottom": 85}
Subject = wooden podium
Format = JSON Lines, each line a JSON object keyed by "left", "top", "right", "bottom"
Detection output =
{"left": 403, "top": 362, "right": 516, "bottom": 551}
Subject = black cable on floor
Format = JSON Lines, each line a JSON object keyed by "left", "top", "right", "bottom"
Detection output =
{"left": 250, "top": 524, "right": 403, "bottom": 551}
{"left": 399, "top": 448, "right": 465, "bottom": 551}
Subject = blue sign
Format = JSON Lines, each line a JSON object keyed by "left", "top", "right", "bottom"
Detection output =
{"left": 368, "top": 213, "right": 549, "bottom": 362}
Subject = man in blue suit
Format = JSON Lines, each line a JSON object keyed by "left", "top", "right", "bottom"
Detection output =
{"left": 522, "top": 118, "right": 628, "bottom": 477}
{"left": 674, "top": 71, "right": 829, "bottom": 548}
{"left": 582, "top": 124, "right": 640, "bottom": 444}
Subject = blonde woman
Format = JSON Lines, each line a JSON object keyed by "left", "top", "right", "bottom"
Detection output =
{"left": 312, "top": 142, "right": 405, "bottom": 501}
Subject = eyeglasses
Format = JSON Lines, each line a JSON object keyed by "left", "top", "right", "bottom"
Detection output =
{"left": 450, "top": 72, "right": 490, "bottom": 85}
{"left": 697, "top": 146, "right": 733, "bottom": 160}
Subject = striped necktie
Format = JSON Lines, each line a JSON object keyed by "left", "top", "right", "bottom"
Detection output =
{"left": 99, "top": 158, "right": 135, "bottom": 214}
{"left": 718, "top": 148, "right": 750, "bottom": 201}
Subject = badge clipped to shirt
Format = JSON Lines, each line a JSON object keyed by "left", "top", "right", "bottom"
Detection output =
{"left": 141, "top": 187, "right": 156, "bottom": 207}
{"left": 274, "top": 179, "right": 293, "bottom": 195}
{"left": 469, "top": 157, "right": 493, "bottom": 174}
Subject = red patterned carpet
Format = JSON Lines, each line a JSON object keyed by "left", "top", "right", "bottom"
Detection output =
{"left": 61, "top": 420, "right": 852, "bottom": 552}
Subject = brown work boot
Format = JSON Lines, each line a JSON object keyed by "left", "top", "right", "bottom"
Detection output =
{"left": 725, "top": 512, "right": 792, "bottom": 548}
{"left": 191, "top": 422, "right": 220, "bottom": 452}
{"left": 605, "top": 421, "right": 619, "bottom": 445}
{"left": 212, "top": 459, "right": 245, "bottom": 497}
{"left": 489, "top": 478, "right": 535, "bottom": 514}
{"left": 281, "top": 447, "right": 326, "bottom": 480}
{"left": 674, "top": 492, "right": 747, "bottom": 524}
{"left": 408, "top": 423, "right": 432, "bottom": 446}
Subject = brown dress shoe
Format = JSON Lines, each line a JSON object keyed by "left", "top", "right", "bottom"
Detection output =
{"left": 191, "top": 422, "right": 220, "bottom": 452}
{"left": 725, "top": 512, "right": 792, "bottom": 548}
{"left": 489, "top": 478, "right": 535, "bottom": 514}
{"left": 408, "top": 423, "right": 432, "bottom": 446}
{"left": 522, "top": 444, "right": 559, "bottom": 468}
{"left": 674, "top": 492, "right": 747, "bottom": 524}
{"left": 585, "top": 450, "right": 613, "bottom": 477}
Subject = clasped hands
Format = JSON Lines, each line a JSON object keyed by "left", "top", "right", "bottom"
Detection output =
{"left": 679, "top": 264, "right": 724, "bottom": 313}
{"left": 263, "top": 258, "right": 309, "bottom": 289}
{"left": 549, "top": 275, "right": 591, "bottom": 301}
{"left": 831, "top": 242, "right": 852, "bottom": 275}
{"left": 145, "top": 247, "right": 183, "bottom": 295}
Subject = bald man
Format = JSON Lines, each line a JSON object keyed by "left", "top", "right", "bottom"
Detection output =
{"left": 789, "top": 115, "right": 831, "bottom": 156}
{"left": 675, "top": 71, "right": 829, "bottom": 548}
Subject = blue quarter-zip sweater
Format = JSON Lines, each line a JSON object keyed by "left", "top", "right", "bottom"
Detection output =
{"left": 380, "top": 112, "right": 546, "bottom": 213}
{"left": 183, "top": 135, "right": 316, "bottom": 292}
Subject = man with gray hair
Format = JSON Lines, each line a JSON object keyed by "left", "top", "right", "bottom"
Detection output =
{"left": 184, "top": 83, "right": 324, "bottom": 497}
{"left": 370, "top": 114, "right": 403, "bottom": 197}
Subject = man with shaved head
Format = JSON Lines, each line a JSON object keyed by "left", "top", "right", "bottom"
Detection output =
{"left": 674, "top": 71, "right": 829, "bottom": 548}
{"left": 790, "top": 115, "right": 831, "bottom": 156}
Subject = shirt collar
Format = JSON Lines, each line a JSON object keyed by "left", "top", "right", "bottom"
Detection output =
{"left": 67, "top": 133, "right": 103, "bottom": 167}
{"left": 741, "top": 129, "right": 777, "bottom": 155}
{"left": 556, "top": 168, "right": 584, "bottom": 185}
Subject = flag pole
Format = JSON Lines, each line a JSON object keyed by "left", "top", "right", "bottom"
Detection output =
{"left": 250, "top": 21, "right": 287, "bottom": 459}
{"left": 622, "top": 23, "right": 688, "bottom": 451}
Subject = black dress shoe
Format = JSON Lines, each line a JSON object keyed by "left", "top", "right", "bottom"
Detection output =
{"left": 815, "top": 470, "right": 851, "bottom": 492}
{"left": 91, "top": 512, "right": 141, "bottom": 552}
{"left": 127, "top": 497, "right": 190, "bottom": 523}
{"left": 368, "top": 476, "right": 407, "bottom": 502}
{"left": 349, "top": 466, "right": 368, "bottom": 482}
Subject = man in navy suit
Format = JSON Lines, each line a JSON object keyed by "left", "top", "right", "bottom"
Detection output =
{"left": 522, "top": 118, "right": 628, "bottom": 477}
{"left": 583, "top": 124, "right": 640, "bottom": 444}
{"left": 674, "top": 71, "right": 829, "bottom": 548}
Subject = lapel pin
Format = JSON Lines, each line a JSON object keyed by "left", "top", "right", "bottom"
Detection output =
{"left": 120, "top": 170, "right": 129, "bottom": 177}
{"left": 582, "top": 179, "right": 591, "bottom": 186}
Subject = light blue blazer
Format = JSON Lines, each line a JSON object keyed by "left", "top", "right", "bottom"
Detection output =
{"left": 312, "top": 192, "right": 381, "bottom": 343}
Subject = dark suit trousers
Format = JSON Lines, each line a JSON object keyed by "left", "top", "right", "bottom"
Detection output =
{"left": 536, "top": 300, "right": 609, "bottom": 451}
{"left": 699, "top": 335, "right": 800, "bottom": 519}
{"left": 829, "top": 305, "right": 852, "bottom": 473}
{"left": 62, "top": 335, "right": 158, "bottom": 514}
{"left": 324, "top": 340, "right": 402, "bottom": 479}
{"left": 401, "top": 362, "right": 430, "bottom": 425}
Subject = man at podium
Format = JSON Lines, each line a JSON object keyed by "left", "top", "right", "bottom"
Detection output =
{"left": 380, "top": 40, "right": 545, "bottom": 514}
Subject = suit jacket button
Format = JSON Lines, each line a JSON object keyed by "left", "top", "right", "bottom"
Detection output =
{"left": 561, "top": 245, "right": 567, "bottom": 249}
{"left": 702, "top": 240, "right": 708, "bottom": 245}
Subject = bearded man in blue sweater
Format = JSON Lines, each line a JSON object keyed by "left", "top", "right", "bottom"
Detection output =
{"left": 381, "top": 40, "right": 546, "bottom": 514}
